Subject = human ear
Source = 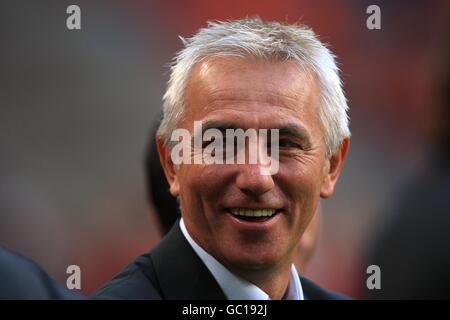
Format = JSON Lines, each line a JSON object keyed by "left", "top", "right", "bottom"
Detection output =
{"left": 320, "top": 138, "right": 350, "bottom": 198}
{"left": 156, "top": 136, "right": 180, "bottom": 197}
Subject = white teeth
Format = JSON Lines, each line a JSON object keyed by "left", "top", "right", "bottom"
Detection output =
{"left": 230, "top": 208, "right": 277, "bottom": 217}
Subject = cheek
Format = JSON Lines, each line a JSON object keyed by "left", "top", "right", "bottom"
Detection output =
{"left": 178, "top": 164, "right": 231, "bottom": 208}
{"left": 278, "top": 157, "right": 324, "bottom": 195}
{"left": 276, "top": 158, "right": 323, "bottom": 227}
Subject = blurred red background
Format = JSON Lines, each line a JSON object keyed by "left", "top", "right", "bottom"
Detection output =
{"left": 1, "top": 0, "right": 449, "bottom": 298}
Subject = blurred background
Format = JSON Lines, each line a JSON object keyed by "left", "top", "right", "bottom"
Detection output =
{"left": 1, "top": 0, "right": 449, "bottom": 298}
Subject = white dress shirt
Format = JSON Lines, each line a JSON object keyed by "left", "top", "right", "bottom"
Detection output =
{"left": 180, "top": 218, "right": 304, "bottom": 300}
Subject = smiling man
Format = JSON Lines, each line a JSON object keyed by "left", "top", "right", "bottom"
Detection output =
{"left": 92, "top": 17, "right": 350, "bottom": 300}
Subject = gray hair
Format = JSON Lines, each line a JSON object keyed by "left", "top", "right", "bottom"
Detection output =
{"left": 158, "top": 17, "right": 350, "bottom": 157}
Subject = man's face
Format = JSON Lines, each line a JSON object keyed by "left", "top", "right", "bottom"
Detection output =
{"left": 159, "top": 57, "right": 347, "bottom": 274}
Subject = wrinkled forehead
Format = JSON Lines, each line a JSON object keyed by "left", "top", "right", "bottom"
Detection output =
{"left": 183, "top": 56, "right": 320, "bottom": 118}
{"left": 188, "top": 56, "right": 314, "bottom": 91}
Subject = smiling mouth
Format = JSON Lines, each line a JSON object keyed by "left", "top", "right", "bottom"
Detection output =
{"left": 227, "top": 208, "right": 281, "bottom": 222}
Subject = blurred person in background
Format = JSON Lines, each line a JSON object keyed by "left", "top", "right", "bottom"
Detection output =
{"left": 364, "top": 24, "right": 450, "bottom": 300}
{"left": 0, "top": 247, "right": 82, "bottom": 299}
{"left": 92, "top": 17, "right": 350, "bottom": 300}
{"left": 145, "top": 122, "right": 181, "bottom": 236}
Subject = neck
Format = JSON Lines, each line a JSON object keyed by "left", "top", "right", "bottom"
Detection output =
{"left": 229, "top": 262, "right": 293, "bottom": 300}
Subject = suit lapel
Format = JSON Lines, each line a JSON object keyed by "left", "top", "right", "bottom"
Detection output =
{"left": 150, "top": 221, "right": 227, "bottom": 300}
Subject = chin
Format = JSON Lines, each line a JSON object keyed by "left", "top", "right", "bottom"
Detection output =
{"left": 221, "top": 246, "right": 284, "bottom": 271}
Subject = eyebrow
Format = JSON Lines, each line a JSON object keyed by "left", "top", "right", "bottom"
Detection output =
{"left": 278, "top": 123, "right": 313, "bottom": 148}
{"left": 201, "top": 120, "right": 241, "bottom": 133}
{"left": 199, "top": 120, "right": 313, "bottom": 147}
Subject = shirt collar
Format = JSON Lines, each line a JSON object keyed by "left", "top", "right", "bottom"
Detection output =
{"left": 179, "top": 218, "right": 304, "bottom": 300}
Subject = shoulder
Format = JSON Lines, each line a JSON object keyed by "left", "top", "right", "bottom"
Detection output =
{"left": 300, "top": 277, "right": 350, "bottom": 300}
{"left": 90, "top": 252, "right": 162, "bottom": 300}
{"left": 0, "top": 247, "right": 82, "bottom": 299}
{"left": 91, "top": 222, "right": 225, "bottom": 300}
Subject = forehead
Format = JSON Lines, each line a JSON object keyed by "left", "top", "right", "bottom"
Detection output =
{"left": 183, "top": 56, "right": 320, "bottom": 126}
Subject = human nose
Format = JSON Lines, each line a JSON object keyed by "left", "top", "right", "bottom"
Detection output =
{"left": 235, "top": 164, "right": 275, "bottom": 197}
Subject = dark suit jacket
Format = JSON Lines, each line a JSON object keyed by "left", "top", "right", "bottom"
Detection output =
{"left": 0, "top": 248, "right": 83, "bottom": 299}
{"left": 92, "top": 222, "right": 347, "bottom": 300}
